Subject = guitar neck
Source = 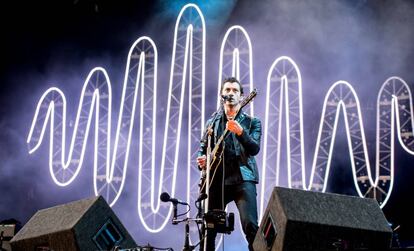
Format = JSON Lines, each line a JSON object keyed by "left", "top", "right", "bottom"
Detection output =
{"left": 211, "top": 128, "right": 228, "bottom": 156}
{"left": 209, "top": 88, "right": 257, "bottom": 157}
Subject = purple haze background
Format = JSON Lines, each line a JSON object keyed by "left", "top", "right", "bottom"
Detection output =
{"left": 1, "top": 0, "right": 414, "bottom": 249}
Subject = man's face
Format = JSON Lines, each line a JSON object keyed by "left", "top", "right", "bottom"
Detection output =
{"left": 221, "top": 81, "right": 242, "bottom": 106}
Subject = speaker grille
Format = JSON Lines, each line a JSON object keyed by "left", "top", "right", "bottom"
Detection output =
{"left": 253, "top": 187, "right": 392, "bottom": 251}
{"left": 10, "top": 196, "right": 136, "bottom": 251}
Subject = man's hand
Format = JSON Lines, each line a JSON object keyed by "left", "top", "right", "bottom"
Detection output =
{"left": 227, "top": 120, "right": 243, "bottom": 136}
{"left": 197, "top": 155, "right": 207, "bottom": 169}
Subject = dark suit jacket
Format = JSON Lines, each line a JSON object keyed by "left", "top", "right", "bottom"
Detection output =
{"left": 198, "top": 110, "right": 262, "bottom": 183}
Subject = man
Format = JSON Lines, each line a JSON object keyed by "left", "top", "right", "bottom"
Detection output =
{"left": 197, "top": 77, "right": 261, "bottom": 251}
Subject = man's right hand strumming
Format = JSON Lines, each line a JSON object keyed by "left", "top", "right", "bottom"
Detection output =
{"left": 197, "top": 155, "right": 206, "bottom": 169}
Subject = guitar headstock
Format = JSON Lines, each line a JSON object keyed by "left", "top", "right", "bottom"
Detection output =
{"left": 240, "top": 88, "right": 257, "bottom": 109}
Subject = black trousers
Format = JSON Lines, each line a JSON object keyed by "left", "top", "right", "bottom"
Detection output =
{"left": 205, "top": 181, "right": 258, "bottom": 251}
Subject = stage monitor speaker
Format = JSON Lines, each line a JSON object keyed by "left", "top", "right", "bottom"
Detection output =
{"left": 10, "top": 196, "right": 136, "bottom": 251}
{"left": 0, "top": 218, "right": 20, "bottom": 251}
{"left": 253, "top": 187, "right": 392, "bottom": 251}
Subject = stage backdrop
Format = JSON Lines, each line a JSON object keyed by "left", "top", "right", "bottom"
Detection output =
{"left": 1, "top": 0, "right": 414, "bottom": 250}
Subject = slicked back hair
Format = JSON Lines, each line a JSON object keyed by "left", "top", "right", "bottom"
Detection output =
{"left": 221, "top": 77, "right": 244, "bottom": 95}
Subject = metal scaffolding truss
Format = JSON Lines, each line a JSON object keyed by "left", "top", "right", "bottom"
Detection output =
{"left": 309, "top": 81, "right": 369, "bottom": 194}
{"left": 26, "top": 4, "right": 207, "bottom": 234}
{"left": 309, "top": 77, "right": 414, "bottom": 207}
{"left": 27, "top": 68, "right": 112, "bottom": 192}
{"left": 260, "top": 57, "right": 306, "bottom": 217}
{"left": 217, "top": 26, "right": 254, "bottom": 115}
{"left": 259, "top": 60, "right": 414, "bottom": 214}
{"left": 138, "top": 4, "right": 205, "bottom": 232}
{"left": 371, "top": 77, "right": 414, "bottom": 206}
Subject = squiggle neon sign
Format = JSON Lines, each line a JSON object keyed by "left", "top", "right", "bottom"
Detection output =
{"left": 28, "top": 4, "right": 206, "bottom": 233}
{"left": 261, "top": 58, "right": 414, "bottom": 216}
{"left": 27, "top": 4, "right": 414, "bottom": 235}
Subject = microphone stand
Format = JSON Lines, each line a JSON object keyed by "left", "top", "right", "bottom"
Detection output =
{"left": 199, "top": 107, "right": 222, "bottom": 251}
{"left": 162, "top": 193, "right": 205, "bottom": 251}
{"left": 172, "top": 217, "right": 204, "bottom": 251}
{"left": 203, "top": 126, "right": 212, "bottom": 251}
{"left": 198, "top": 105, "right": 223, "bottom": 251}
{"left": 172, "top": 202, "right": 178, "bottom": 225}
{"left": 183, "top": 220, "right": 191, "bottom": 251}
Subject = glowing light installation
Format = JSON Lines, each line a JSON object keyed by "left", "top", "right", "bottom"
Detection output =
{"left": 27, "top": 4, "right": 205, "bottom": 233}
{"left": 309, "top": 77, "right": 414, "bottom": 206}
{"left": 27, "top": 3, "right": 414, "bottom": 238}
{"left": 261, "top": 57, "right": 414, "bottom": 217}
{"left": 217, "top": 25, "right": 254, "bottom": 115}
{"left": 27, "top": 69, "right": 116, "bottom": 196}
{"left": 158, "top": 3, "right": 205, "bottom": 233}
{"left": 260, "top": 57, "right": 306, "bottom": 215}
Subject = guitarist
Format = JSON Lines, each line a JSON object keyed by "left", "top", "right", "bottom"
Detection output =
{"left": 196, "top": 77, "right": 262, "bottom": 251}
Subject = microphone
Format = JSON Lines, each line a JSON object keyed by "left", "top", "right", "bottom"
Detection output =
{"left": 221, "top": 94, "right": 232, "bottom": 101}
{"left": 160, "top": 192, "right": 188, "bottom": 205}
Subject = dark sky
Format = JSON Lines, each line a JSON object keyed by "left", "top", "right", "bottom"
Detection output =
{"left": 1, "top": 0, "right": 414, "bottom": 249}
